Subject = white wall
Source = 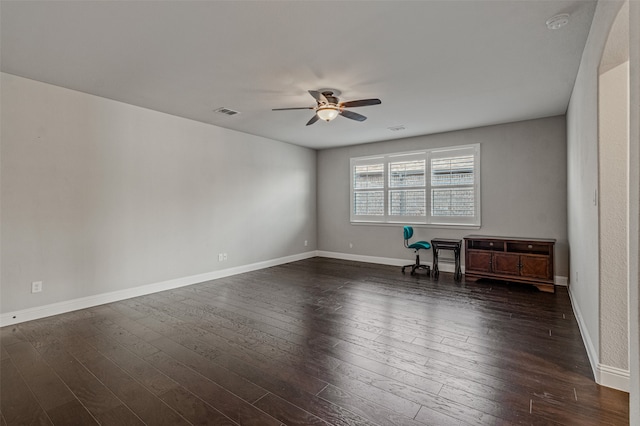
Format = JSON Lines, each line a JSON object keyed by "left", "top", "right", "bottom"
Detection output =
{"left": 628, "top": 0, "right": 640, "bottom": 420}
{"left": 0, "top": 73, "right": 317, "bottom": 321}
{"left": 317, "top": 116, "right": 568, "bottom": 278}
{"left": 566, "top": 0, "right": 622, "bottom": 382}
{"left": 629, "top": 1, "right": 640, "bottom": 425}
{"left": 598, "top": 61, "right": 629, "bottom": 370}
{"left": 566, "top": 0, "right": 628, "bottom": 390}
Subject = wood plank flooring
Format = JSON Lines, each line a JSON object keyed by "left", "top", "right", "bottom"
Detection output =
{"left": 0, "top": 257, "right": 629, "bottom": 425}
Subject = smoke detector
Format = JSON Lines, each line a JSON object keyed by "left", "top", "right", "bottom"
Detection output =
{"left": 546, "top": 14, "right": 570, "bottom": 30}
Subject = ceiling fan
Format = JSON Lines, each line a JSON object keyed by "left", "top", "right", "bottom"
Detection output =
{"left": 273, "top": 90, "right": 382, "bottom": 126}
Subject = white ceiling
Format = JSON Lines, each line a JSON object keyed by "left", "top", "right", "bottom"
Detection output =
{"left": 1, "top": 1, "right": 596, "bottom": 150}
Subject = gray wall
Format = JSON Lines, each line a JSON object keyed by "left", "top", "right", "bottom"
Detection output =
{"left": 317, "top": 116, "right": 569, "bottom": 277}
{"left": 1, "top": 73, "right": 317, "bottom": 314}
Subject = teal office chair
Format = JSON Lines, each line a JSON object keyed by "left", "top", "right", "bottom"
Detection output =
{"left": 402, "top": 226, "right": 431, "bottom": 275}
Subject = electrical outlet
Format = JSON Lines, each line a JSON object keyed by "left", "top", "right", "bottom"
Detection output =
{"left": 218, "top": 253, "right": 223, "bottom": 261}
{"left": 31, "top": 281, "right": 43, "bottom": 293}
{"left": 304, "top": 240, "right": 308, "bottom": 247}
{"left": 349, "top": 242, "right": 353, "bottom": 249}
{"left": 223, "top": 253, "right": 228, "bottom": 261}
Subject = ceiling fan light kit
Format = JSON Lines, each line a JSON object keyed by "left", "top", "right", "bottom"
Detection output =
{"left": 316, "top": 106, "right": 339, "bottom": 122}
{"left": 273, "top": 90, "right": 381, "bottom": 126}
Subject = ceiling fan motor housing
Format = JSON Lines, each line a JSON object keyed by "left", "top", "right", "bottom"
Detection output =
{"left": 321, "top": 91, "right": 339, "bottom": 106}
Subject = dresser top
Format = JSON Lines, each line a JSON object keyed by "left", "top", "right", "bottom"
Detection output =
{"left": 464, "top": 235, "right": 556, "bottom": 243}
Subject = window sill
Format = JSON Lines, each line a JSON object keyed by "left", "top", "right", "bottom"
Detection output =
{"left": 350, "top": 221, "right": 481, "bottom": 230}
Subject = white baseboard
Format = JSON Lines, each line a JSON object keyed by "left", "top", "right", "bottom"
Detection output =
{"left": 568, "top": 286, "right": 630, "bottom": 392}
{"left": 568, "top": 285, "right": 600, "bottom": 380}
{"left": 555, "top": 275, "right": 568, "bottom": 286}
{"left": 316, "top": 250, "right": 464, "bottom": 274}
{"left": 0, "top": 251, "right": 317, "bottom": 327}
{"left": 597, "top": 364, "right": 630, "bottom": 392}
{"left": 317, "top": 250, "right": 570, "bottom": 284}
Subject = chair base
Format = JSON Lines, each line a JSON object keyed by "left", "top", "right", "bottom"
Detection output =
{"left": 402, "top": 264, "right": 430, "bottom": 276}
{"left": 401, "top": 253, "right": 431, "bottom": 276}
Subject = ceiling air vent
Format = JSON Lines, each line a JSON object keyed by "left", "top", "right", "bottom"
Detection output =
{"left": 214, "top": 107, "right": 240, "bottom": 116}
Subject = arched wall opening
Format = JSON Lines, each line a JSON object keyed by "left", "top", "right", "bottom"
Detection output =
{"left": 597, "top": 0, "right": 629, "bottom": 389}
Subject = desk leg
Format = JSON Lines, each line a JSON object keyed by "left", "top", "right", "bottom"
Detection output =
{"left": 432, "top": 248, "right": 439, "bottom": 278}
{"left": 454, "top": 248, "right": 462, "bottom": 280}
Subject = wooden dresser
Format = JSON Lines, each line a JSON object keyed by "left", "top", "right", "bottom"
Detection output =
{"left": 464, "top": 235, "right": 555, "bottom": 293}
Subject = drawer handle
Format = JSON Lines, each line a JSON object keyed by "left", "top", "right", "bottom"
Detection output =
{"left": 489, "top": 242, "right": 493, "bottom": 246}
{"left": 528, "top": 244, "right": 533, "bottom": 249}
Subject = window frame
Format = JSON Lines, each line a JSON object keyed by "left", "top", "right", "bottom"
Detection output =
{"left": 351, "top": 155, "right": 386, "bottom": 222}
{"left": 350, "top": 144, "right": 481, "bottom": 227}
{"left": 386, "top": 152, "right": 427, "bottom": 223}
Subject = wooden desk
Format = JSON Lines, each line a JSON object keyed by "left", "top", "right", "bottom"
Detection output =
{"left": 431, "top": 238, "right": 462, "bottom": 280}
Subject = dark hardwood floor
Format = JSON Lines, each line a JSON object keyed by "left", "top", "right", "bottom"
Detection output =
{"left": 0, "top": 257, "right": 629, "bottom": 425}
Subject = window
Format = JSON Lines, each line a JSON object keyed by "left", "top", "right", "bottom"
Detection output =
{"left": 353, "top": 163, "right": 384, "bottom": 216}
{"left": 350, "top": 144, "right": 480, "bottom": 226}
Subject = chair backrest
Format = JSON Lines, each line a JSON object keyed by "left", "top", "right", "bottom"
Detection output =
{"left": 403, "top": 226, "right": 413, "bottom": 241}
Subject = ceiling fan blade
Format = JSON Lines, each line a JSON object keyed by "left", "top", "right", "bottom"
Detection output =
{"left": 306, "top": 114, "right": 320, "bottom": 126}
{"left": 340, "top": 98, "right": 382, "bottom": 108}
{"left": 308, "top": 90, "right": 328, "bottom": 104}
{"left": 272, "top": 106, "right": 315, "bottom": 111}
{"left": 340, "top": 109, "right": 367, "bottom": 122}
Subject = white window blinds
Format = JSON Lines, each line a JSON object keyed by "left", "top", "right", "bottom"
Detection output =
{"left": 350, "top": 144, "right": 480, "bottom": 226}
{"left": 431, "top": 155, "right": 475, "bottom": 217}
{"left": 389, "top": 159, "right": 426, "bottom": 217}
